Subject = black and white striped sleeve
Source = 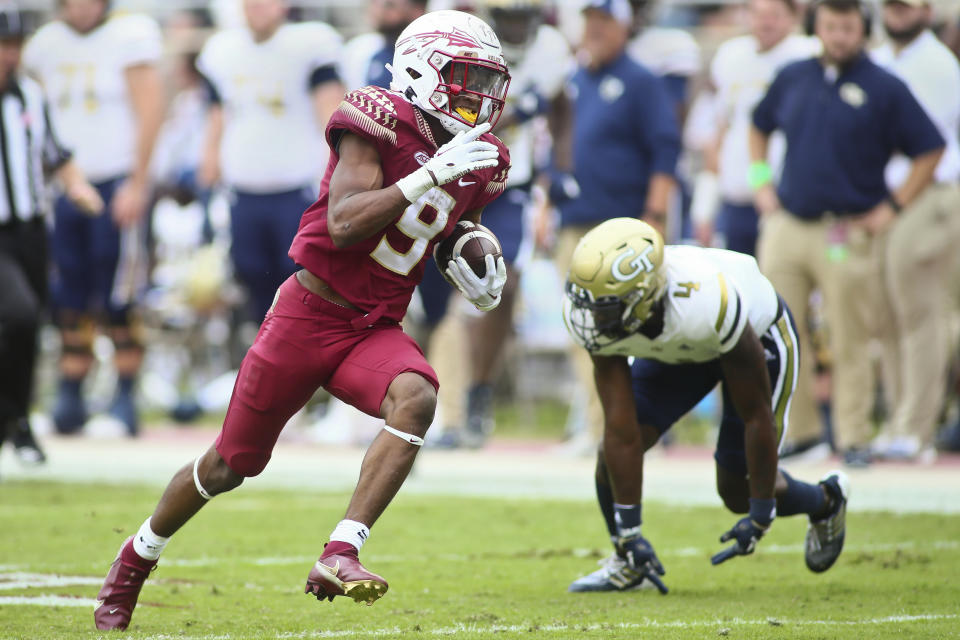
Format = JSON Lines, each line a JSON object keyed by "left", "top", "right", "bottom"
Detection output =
{"left": 41, "top": 100, "right": 71, "bottom": 172}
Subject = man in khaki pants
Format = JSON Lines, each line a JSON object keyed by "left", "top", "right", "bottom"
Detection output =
{"left": 871, "top": 0, "right": 960, "bottom": 461}
{"left": 750, "top": 0, "right": 943, "bottom": 467}
{"left": 550, "top": 0, "right": 680, "bottom": 450}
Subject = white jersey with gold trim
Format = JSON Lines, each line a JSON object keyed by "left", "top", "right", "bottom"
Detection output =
{"left": 197, "top": 22, "right": 342, "bottom": 192}
{"left": 710, "top": 34, "right": 819, "bottom": 203}
{"left": 23, "top": 14, "right": 163, "bottom": 182}
{"left": 564, "top": 246, "right": 779, "bottom": 363}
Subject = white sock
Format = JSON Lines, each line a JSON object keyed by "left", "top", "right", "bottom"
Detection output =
{"left": 328, "top": 519, "right": 370, "bottom": 552}
{"left": 132, "top": 517, "right": 169, "bottom": 561}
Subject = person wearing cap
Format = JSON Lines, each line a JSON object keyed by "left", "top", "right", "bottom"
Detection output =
{"left": 0, "top": 3, "right": 102, "bottom": 471}
{"left": 869, "top": 0, "right": 960, "bottom": 462}
{"left": 750, "top": 0, "right": 944, "bottom": 467}
{"left": 23, "top": 0, "right": 165, "bottom": 437}
{"left": 548, "top": 0, "right": 680, "bottom": 454}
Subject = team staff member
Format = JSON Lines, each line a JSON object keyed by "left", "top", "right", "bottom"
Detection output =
{"left": 550, "top": 0, "right": 680, "bottom": 451}
{"left": 23, "top": 0, "right": 164, "bottom": 436}
{"left": 751, "top": 0, "right": 944, "bottom": 467}
{"left": 0, "top": 5, "right": 102, "bottom": 467}
{"left": 871, "top": 0, "right": 960, "bottom": 462}
{"left": 197, "top": 0, "right": 344, "bottom": 325}
{"left": 693, "top": 0, "right": 818, "bottom": 257}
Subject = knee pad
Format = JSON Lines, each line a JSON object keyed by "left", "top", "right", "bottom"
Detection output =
{"left": 221, "top": 450, "right": 271, "bottom": 478}
{"left": 108, "top": 311, "right": 145, "bottom": 353}
{"left": 56, "top": 311, "right": 95, "bottom": 356}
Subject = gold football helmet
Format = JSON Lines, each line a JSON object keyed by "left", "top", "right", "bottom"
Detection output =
{"left": 565, "top": 217, "right": 666, "bottom": 350}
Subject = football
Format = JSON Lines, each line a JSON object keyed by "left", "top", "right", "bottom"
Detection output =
{"left": 433, "top": 220, "right": 502, "bottom": 278}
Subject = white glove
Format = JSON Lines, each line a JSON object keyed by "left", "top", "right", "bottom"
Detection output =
{"left": 395, "top": 122, "right": 499, "bottom": 202}
{"left": 445, "top": 253, "right": 507, "bottom": 312}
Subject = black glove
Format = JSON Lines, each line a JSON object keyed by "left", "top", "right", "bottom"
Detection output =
{"left": 711, "top": 498, "right": 776, "bottom": 565}
{"left": 619, "top": 533, "right": 669, "bottom": 594}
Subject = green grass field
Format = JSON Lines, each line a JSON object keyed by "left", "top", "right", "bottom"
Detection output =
{"left": 1, "top": 481, "right": 958, "bottom": 639}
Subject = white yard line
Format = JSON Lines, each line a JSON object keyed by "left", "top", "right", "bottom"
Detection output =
{"left": 94, "top": 613, "right": 959, "bottom": 639}
{"left": 0, "top": 595, "right": 94, "bottom": 607}
{"left": 0, "top": 573, "right": 103, "bottom": 590}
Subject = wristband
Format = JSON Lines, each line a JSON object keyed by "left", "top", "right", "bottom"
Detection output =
{"left": 747, "top": 161, "right": 773, "bottom": 191}
{"left": 613, "top": 503, "right": 642, "bottom": 537}
{"left": 395, "top": 167, "right": 437, "bottom": 203}
{"left": 886, "top": 195, "right": 903, "bottom": 214}
{"left": 749, "top": 497, "right": 777, "bottom": 528}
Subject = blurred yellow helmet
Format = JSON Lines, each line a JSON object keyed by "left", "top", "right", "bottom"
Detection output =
{"left": 565, "top": 217, "right": 666, "bottom": 349}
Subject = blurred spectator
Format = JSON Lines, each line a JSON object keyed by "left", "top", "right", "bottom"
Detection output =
{"left": 196, "top": 0, "right": 343, "bottom": 324}
{"left": 0, "top": 2, "right": 103, "bottom": 467}
{"left": 23, "top": 0, "right": 165, "bottom": 436}
{"left": 751, "top": 0, "right": 944, "bottom": 467}
{"left": 446, "top": 0, "right": 574, "bottom": 447}
{"left": 691, "top": 0, "right": 817, "bottom": 257}
{"left": 627, "top": 0, "right": 701, "bottom": 119}
{"left": 871, "top": 0, "right": 960, "bottom": 462}
{"left": 549, "top": 0, "right": 680, "bottom": 451}
{"left": 340, "top": 0, "right": 427, "bottom": 91}
{"left": 626, "top": 0, "right": 700, "bottom": 242}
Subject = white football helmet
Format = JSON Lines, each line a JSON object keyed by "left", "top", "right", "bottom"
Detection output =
{"left": 390, "top": 10, "right": 511, "bottom": 135}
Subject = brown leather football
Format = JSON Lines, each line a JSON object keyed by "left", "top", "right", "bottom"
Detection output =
{"left": 433, "top": 220, "right": 502, "bottom": 278}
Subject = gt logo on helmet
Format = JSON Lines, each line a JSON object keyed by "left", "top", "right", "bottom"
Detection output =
{"left": 611, "top": 245, "right": 655, "bottom": 282}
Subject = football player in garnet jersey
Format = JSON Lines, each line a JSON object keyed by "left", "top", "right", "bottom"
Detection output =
{"left": 94, "top": 10, "right": 510, "bottom": 630}
{"left": 562, "top": 218, "right": 849, "bottom": 594}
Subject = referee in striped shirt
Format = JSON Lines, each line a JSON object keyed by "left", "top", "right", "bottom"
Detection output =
{"left": 0, "top": 3, "right": 101, "bottom": 470}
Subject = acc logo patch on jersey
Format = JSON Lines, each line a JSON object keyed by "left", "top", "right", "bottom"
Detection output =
{"left": 414, "top": 151, "right": 430, "bottom": 165}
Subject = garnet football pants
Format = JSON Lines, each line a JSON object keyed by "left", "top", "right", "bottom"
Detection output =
{"left": 215, "top": 274, "right": 439, "bottom": 476}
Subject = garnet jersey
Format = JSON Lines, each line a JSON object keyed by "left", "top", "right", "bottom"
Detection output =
{"left": 288, "top": 86, "right": 510, "bottom": 322}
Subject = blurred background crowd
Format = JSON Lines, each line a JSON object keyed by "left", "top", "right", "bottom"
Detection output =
{"left": 3, "top": 0, "right": 960, "bottom": 474}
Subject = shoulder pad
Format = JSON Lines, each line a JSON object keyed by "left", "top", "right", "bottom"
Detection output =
{"left": 337, "top": 86, "right": 402, "bottom": 146}
{"left": 484, "top": 135, "right": 510, "bottom": 195}
{"left": 486, "top": 165, "right": 509, "bottom": 196}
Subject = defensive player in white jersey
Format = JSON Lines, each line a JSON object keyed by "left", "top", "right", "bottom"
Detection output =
{"left": 23, "top": 0, "right": 165, "bottom": 436}
{"left": 691, "top": 0, "right": 818, "bottom": 256}
{"left": 197, "top": 0, "right": 344, "bottom": 324}
{"left": 562, "top": 218, "right": 849, "bottom": 592}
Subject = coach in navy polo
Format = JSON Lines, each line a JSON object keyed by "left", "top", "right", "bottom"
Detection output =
{"left": 553, "top": 0, "right": 680, "bottom": 239}
{"left": 749, "top": 0, "right": 944, "bottom": 467}
{"left": 549, "top": 0, "right": 680, "bottom": 452}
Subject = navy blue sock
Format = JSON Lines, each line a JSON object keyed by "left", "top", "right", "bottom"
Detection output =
{"left": 596, "top": 477, "right": 618, "bottom": 542}
{"left": 59, "top": 377, "right": 82, "bottom": 396}
{"left": 776, "top": 470, "right": 828, "bottom": 517}
{"left": 117, "top": 376, "right": 136, "bottom": 397}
